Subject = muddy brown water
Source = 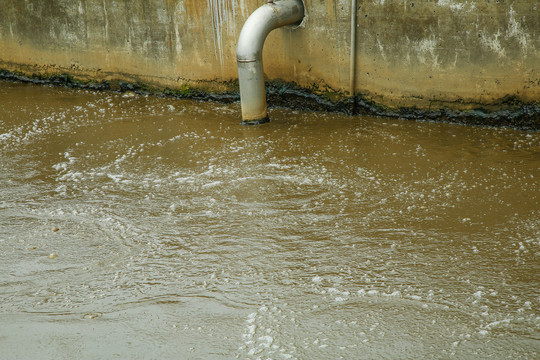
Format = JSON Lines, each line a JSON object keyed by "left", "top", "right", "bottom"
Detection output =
{"left": 0, "top": 81, "right": 538, "bottom": 359}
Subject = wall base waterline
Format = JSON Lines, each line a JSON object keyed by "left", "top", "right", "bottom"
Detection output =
{"left": 1, "top": 67, "right": 538, "bottom": 131}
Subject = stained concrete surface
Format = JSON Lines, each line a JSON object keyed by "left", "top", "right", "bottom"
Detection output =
{"left": 0, "top": 0, "right": 538, "bottom": 122}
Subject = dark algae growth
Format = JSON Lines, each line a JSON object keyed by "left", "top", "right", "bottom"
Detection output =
{"left": 1, "top": 69, "right": 538, "bottom": 130}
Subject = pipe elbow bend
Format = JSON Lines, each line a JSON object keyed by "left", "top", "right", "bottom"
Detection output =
{"left": 237, "top": 0, "right": 304, "bottom": 62}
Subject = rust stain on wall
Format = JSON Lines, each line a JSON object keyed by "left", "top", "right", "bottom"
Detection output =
{"left": 183, "top": 0, "right": 206, "bottom": 21}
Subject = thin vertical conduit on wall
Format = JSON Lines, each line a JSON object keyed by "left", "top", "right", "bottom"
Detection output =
{"left": 350, "top": 0, "right": 358, "bottom": 114}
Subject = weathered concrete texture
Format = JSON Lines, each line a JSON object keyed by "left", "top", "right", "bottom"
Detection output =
{"left": 0, "top": 0, "right": 538, "bottom": 124}
{"left": 355, "top": 0, "right": 540, "bottom": 110}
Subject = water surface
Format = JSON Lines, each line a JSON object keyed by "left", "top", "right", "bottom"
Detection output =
{"left": 0, "top": 81, "right": 538, "bottom": 359}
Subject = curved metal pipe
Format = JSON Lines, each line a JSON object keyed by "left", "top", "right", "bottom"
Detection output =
{"left": 237, "top": 0, "right": 304, "bottom": 125}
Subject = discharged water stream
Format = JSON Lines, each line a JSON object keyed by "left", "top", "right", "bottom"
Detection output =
{"left": 0, "top": 81, "right": 538, "bottom": 359}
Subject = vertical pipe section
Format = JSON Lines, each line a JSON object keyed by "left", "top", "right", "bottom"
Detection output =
{"left": 237, "top": 0, "right": 304, "bottom": 125}
{"left": 349, "top": 0, "right": 358, "bottom": 115}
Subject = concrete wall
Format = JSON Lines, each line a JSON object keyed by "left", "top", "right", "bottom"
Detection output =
{"left": 0, "top": 0, "right": 538, "bottom": 114}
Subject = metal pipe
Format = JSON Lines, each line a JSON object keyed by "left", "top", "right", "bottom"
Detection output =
{"left": 349, "top": 0, "right": 358, "bottom": 115}
{"left": 237, "top": 0, "right": 304, "bottom": 125}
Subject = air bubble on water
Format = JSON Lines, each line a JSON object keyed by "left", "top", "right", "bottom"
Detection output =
{"left": 258, "top": 335, "right": 273, "bottom": 348}
{"left": 55, "top": 184, "right": 67, "bottom": 194}
{"left": 385, "top": 290, "right": 401, "bottom": 297}
{"left": 327, "top": 288, "right": 339, "bottom": 295}
{"left": 478, "top": 329, "right": 489, "bottom": 336}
